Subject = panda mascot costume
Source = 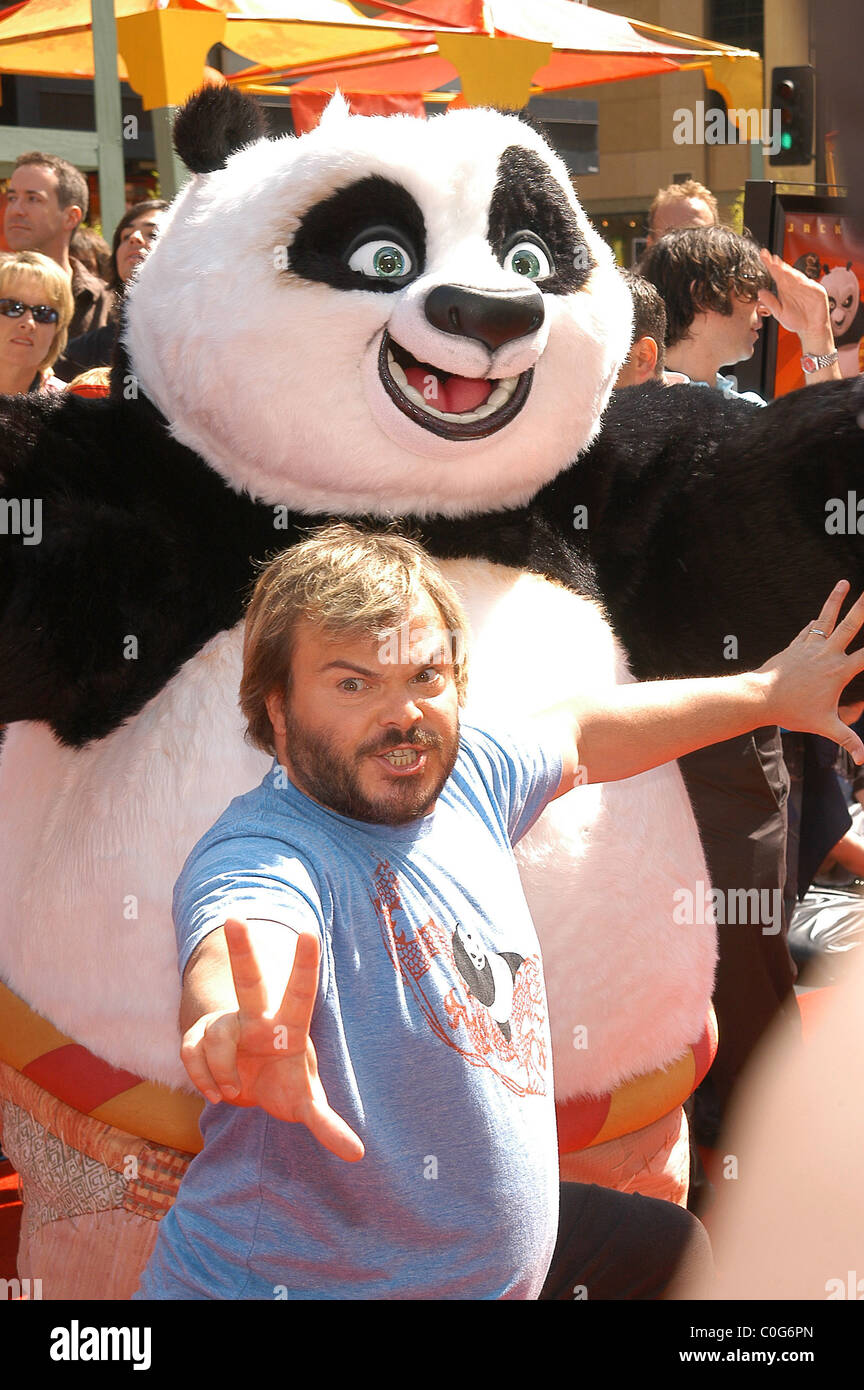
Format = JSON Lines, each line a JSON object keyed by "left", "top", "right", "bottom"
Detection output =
{"left": 819, "top": 261, "right": 864, "bottom": 376}
{"left": 1, "top": 87, "right": 862, "bottom": 1300}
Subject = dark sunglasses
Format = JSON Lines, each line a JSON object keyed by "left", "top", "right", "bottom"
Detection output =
{"left": 0, "top": 297, "right": 59, "bottom": 325}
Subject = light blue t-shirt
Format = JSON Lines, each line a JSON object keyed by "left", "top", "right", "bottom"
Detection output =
{"left": 136, "top": 722, "right": 564, "bottom": 1301}
{"left": 666, "top": 369, "right": 766, "bottom": 406}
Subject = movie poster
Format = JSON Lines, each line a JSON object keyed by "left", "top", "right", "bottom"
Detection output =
{"left": 774, "top": 210, "right": 864, "bottom": 396}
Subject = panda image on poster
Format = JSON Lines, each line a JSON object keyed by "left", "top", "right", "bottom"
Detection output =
{"left": 1, "top": 88, "right": 864, "bottom": 1277}
{"left": 819, "top": 261, "right": 864, "bottom": 375}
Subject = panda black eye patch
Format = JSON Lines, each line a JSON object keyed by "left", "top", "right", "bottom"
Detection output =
{"left": 488, "top": 146, "right": 595, "bottom": 295}
{"left": 288, "top": 176, "right": 426, "bottom": 292}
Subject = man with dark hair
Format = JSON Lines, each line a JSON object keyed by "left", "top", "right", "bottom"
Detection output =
{"left": 615, "top": 272, "right": 666, "bottom": 387}
{"left": 646, "top": 179, "right": 718, "bottom": 246}
{"left": 640, "top": 226, "right": 841, "bottom": 403}
{"left": 4, "top": 152, "right": 113, "bottom": 338}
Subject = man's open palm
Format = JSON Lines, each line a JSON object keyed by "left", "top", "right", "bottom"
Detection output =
{"left": 182, "top": 919, "right": 364, "bottom": 1162}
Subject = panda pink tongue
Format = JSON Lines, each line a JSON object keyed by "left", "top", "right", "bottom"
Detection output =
{"left": 404, "top": 367, "right": 492, "bottom": 414}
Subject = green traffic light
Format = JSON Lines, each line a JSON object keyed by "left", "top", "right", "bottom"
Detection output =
{"left": 781, "top": 132, "right": 793, "bottom": 150}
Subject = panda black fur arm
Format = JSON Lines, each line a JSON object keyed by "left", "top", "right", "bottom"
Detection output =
{"left": 0, "top": 383, "right": 306, "bottom": 746}
{"left": 405, "top": 506, "right": 604, "bottom": 604}
{"left": 543, "top": 378, "right": 864, "bottom": 692}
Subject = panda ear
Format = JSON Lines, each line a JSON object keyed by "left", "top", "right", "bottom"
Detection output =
{"left": 317, "top": 89, "right": 352, "bottom": 132}
{"left": 173, "top": 85, "right": 269, "bottom": 174}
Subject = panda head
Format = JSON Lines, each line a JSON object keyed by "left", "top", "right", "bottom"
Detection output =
{"left": 125, "top": 88, "right": 631, "bottom": 518}
{"left": 820, "top": 262, "right": 860, "bottom": 338}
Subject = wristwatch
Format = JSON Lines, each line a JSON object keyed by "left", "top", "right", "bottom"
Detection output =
{"left": 801, "top": 350, "right": 839, "bottom": 373}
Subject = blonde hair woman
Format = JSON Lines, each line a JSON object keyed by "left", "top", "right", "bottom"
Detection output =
{"left": 0, "top": 250, "right": 74, "bottom": 395}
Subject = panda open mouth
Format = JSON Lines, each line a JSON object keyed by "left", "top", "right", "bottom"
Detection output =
{"left": 378, "top": 331, "right": 533, "bottom": 440}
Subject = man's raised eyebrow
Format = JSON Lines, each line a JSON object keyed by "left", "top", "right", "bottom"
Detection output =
{"left": 318, "top": 660, "right": 380, "bottom": 677}
{"left": 318, "top": 654, "right": 449, "bottom": 677}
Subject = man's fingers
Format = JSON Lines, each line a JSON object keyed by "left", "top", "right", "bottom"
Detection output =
{"left": 845, "top": 644, "right": 864, "bottom": 688}
{"left": 757, "top": 287, "right": 782, "bottom": 318}
{"left": 181, "top": 1018, "right": 225, "bottom": 1105}
{"left": 275, "top": 930, "right": 321, "bottom": 1038}
{"left": 826, "top": 717, "right": 864, "bottom": 765}
{"left": 305, "top": 1098, "right": 365, "bottom": 1163}
{"left": 812, "top": 580, "right": 851, "bottom": 640}
{"left": 200, "top": 1015, "right": 244, "bottom": 1099}
{"left": 224, "top": 918, "right": 270, "bottom": 1019}
{"left": 833, "top": 587, "right": 864, "bottom": 651}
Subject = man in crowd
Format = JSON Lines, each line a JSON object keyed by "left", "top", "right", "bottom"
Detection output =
{"left": 639, "top": 225, "right": 842, "bottom": 402}
{"left": 134, "top": 523, "right": 864, "bottom": 1300}
{"left": 4, "top": 152, "right": 113, "bottom": 339}
{"left": 615, "top": 272, "right": 667, "bottom": 388}
{"left": 645, "top": 178, "right": 718, "bottom": 246}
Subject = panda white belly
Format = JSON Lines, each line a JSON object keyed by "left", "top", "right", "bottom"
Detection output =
{"left": 0, "top": 624, "right": 270, "bottom": 1087}
{"left": 0, "top": 558, "right": 713, "bottom": 1102}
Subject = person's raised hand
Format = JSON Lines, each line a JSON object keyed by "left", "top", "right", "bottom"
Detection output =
{"left": 758, "top": 580, "right": 864, "bottom": 761}
{"left": 757, "top": 248, "right": 835, "bottom": 349}
{"left": 180, "top": 918, "right": 364, "bottom": 1162}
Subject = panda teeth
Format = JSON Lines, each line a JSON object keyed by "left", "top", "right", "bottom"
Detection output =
{"left": 402, "top": 381, "right": 447, "bottom": 418}
{"left": 388, "top": 356, "right": 408, "bottom": 388}
{"left": 386, "top": 350, "right": 520, "bottom": 422}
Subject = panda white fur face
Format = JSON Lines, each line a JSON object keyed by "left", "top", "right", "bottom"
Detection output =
{"left": 125, "top": 101, "right": 632, "bottom": 519}
{"left": 820, "top": 263, "right": 860, "bottom": 338}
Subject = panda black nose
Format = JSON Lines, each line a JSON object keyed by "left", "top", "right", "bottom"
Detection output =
{"left": 424, "top": 284, "right": 545, "bottom": 352}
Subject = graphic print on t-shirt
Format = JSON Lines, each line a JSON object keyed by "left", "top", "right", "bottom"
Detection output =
{"left": 451, "top": 923, "right": 524, "bottom": 1043}
{"left": 371, "top": 859, "right": 547, "bottom": 1097}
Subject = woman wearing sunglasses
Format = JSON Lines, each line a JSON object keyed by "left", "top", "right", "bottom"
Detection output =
{"left": 0, "top": 250, "right": 74, "bottom": 396}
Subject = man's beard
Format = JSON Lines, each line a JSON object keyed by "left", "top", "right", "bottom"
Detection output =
{"left": 280, "top": 704, "right": 460, "bottom": 826}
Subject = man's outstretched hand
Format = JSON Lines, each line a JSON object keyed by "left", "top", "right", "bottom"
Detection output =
{"left": 181, "top": 918, "right": 364, "bottom": 1162}
{"left": 759, "top": 580, "right": 864, "bottom": 761}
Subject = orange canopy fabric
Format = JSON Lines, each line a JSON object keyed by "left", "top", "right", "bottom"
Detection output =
{"left": 0, "top": 0, "right": 451, "bottom": 81}
{"left": 290, "top": 88, "right": 426, "bottom": 133}
{"left": 0, "top": 0, "right": 760, "bottom": 113}
{"left": 224, "top": 1, "right": 757, "bottom": 100}
{"left": 0, "top": 0, "right": 757, "bottom": 85}
{"left": 0, "top": 0, "right": 147, "bottom": 79}
{"left": 288, "top": 53, "right": 454, "bottom": 95}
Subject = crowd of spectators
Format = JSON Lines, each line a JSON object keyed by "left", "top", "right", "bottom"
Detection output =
{"left": 1, "top": 150, "right": 166, "bottom": 394}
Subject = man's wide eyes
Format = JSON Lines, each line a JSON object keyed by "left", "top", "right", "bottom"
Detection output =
{"left": 336, "top": 668, "right": 442, "bottom": 693}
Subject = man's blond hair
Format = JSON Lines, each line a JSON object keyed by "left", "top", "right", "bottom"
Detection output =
{"left": 240, "top": 523, "right": 470, "bottom": 755}
{"left": 649, "top": 179, "right": 719, "bottom": 231}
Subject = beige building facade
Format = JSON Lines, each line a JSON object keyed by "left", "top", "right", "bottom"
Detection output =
{"left": 563, "top": 0, "right": 814, "bottom": 263}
